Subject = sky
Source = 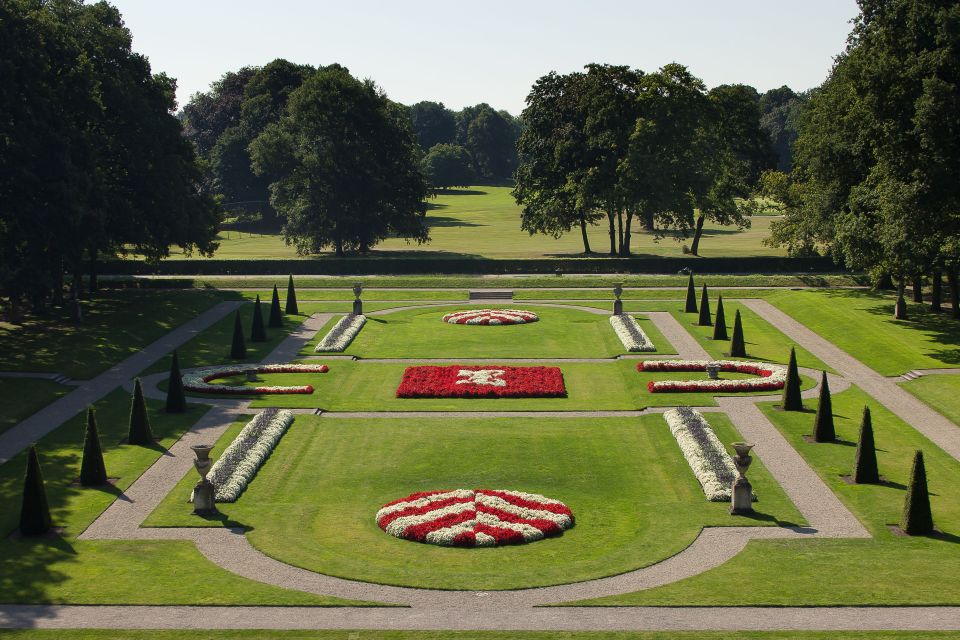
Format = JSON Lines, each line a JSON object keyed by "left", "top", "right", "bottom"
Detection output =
{"left": 109, "top": 0, "right": 860, "bottom": 115}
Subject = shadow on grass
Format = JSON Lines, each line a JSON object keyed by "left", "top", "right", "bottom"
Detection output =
{"left": 426, "top": 216, "right": 483, "bottom": 229}
{"left": 433, "top": 188, "right": 488, "bottom": 196}
{"left": 729, "top": 509, "right": 801, "bottom": 528}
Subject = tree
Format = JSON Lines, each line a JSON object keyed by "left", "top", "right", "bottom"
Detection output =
{"left": 181, "top": 67, "right": 257, "bottom": 159}
{"left": 812, "top": 371, "right": 835, "bottom": 442}
{"left": 127, "top": 378, "right": 154, "bottom": 445}
{"left": 165, "top": 351, "right": 186, "bottom": 413}
{"left": 781, "top": 347, "right": 803, "bottom": 411}
{"left": 19, "top": 445, "right": 52, "bottom": 536}
{"left": 230, "top": 311, "right": 247, "bottom": 359}
{"left": 421, "top": 144, "right": 475, "bottom": 189}
{"left": 853, "top": 406, "right": 879, "bottom": 483}
{"left": 713, "top": 295, "right": 728, "bottom": 340}
{"left": 685, "top": 274, "right": 698, "bottom": 313}
{"left": 250, "top": 65, "right": 429, "bottom": 255}
{"left": 250, "top": 295, "right": 267, "bottom": 342}
{"left": 901, "top": 450, "right": 934, "bottom": 535}
{"left": 698, "top": 285, "right": 712, "bottom": 326}
{"left": 409, "top": 101, "right": 457, "bottom": 151}
{"left": 758, "top": 86, "right": 809, "bottom": 173}
{"left": 80, "top": 407, "right": 108, "bottom": 486}
{"left": 729, "top": 310, "right": 746, "bottom": 357}
{"left": 285, "top": 275, "right": 299, "bottom": 315}
{"left": 269, "top": 284, "right": 283, "bottom": 328}
{"left": 464, "top": 106, "right": 518, "bottom": 182}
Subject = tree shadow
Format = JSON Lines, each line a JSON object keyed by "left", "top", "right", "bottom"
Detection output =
{"left": 426, "top": 216, "right": 483, "bottom": 228}
{"left": 433, "top": 188, "right": 488, "bottom": 196}
{"left": 729, "top": 509, "right": 800, "bottom": 528}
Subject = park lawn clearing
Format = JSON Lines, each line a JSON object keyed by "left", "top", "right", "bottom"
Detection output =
{"left": 767, "top": 288, "right": 960, "bottom": 376}
{"left": 571, "top": 385, "right": 960, "bottom": 606}
{"left": 145, "top": 415, "right": 801, "bottom": 590}
{"left": 901, "top": 375, "right": 960, "bottom": 425}
{"left": 236, "top": 289, "right": 469, "bottom": 302}
{"left": 0, "top": 378, "right": 70, "bottom": 436}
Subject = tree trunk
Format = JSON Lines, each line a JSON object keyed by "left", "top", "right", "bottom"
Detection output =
{"left": 894, "top": 279, "right": 908, "bottom": 320}
{"left": 876, "top": 273, "right": 894, "bottom": 290}
{"left": 7, "top": 297, "right": 23, "bottom": 325}
{"left": 690, "top": 214, "right": 706, "bottom": 256}
{"left": 51, "top": 258, "right": 64, "bottom": 307}
{"left": 334, "top": 237, "right": 344, "bottom": 257}
{"left": 643, "top": 210, "right": 655, "bottom": 231}
{"left": 579, "top": 217, "right": 592, "bottom": 254}
{"left": 88, "top": 249, "right": 98, "bottom": 294}
{"left": 912, "top": 274, "right": 923, "bottom": 303}
{"left": 620, "top": 212, "right": 633, "bottom": 257}
{"left": 949, "top": 265, "right": 960, "bottom": 320}
{"left": 616, "top": 210, "right": 624, "bottom": 255}
{"left": 931, "top": 271, "right": 942, "bottom": 312}
{"left": 71, "top": 266, "right": 82, "bottom": 300}
{"left": 606, "top": 211, "right": 616, "bottom": 256}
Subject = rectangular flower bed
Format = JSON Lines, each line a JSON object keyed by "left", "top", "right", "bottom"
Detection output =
{"left": 610, "top": 315, "right": 656, "bottom": 352}
{"left": 663, "top": 407, "right": 738, "bottom": 501}
{"left": 315, "top": 314, "right": 365, "bottom": 352}
{"left": 396, "top": 365, "right": 567, "bottom": 398}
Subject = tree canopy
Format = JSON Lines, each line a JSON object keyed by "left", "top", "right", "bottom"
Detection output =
{"left": 421, "top": 144, "right": 475, "bottom": 189}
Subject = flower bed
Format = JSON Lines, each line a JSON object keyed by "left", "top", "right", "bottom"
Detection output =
{"left": 441, "top": 309, "right": 539, "bottom": 325}
{"left": 314, "top": 314, "right": 365, "bottom": 352}
{"left": 201, "top": 409, "right": 295, "bottom": 502}
{"left": 609, "top": 315, "right": 656, "bottom": 352}
{"left": 639, "top": 360, "right": 786, "bottom": 393}
{"left": 376, "top": 488, "right": 574, "bottom": 547}
{"left": 182, "top": 364, "right": 329, "bottom": 395}
{"left": 664, "top": 407, "right": 738, "bottom": 501}
{"left": 396, "top": 365, "right": 566, "bottom": 398}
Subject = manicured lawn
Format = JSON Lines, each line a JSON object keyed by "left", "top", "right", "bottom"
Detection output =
{"left": 902, "top": 375, "right": 960, "bottom": 425}
{"left": 0, "top": 378, "right": 70, "bottom": 435}
{"left": 0, "top": 290, "right": 228, "bottom": 379}
{"left": 515, "top": 288, "right": 782, "bottom": 300}
{"left": 768, "top": 288, "right": 960, "bottom": 376}
{"left": 237, "top": 289, "right": 469, "bottom": 301}
{"left": 573, "top": 386, "right": 960, "bottom": 606}
{"left": 1, "top": 632, "right": 954, "bottom": 640}
{"left": 145, "top": 415, "right": 802, "bottom": 590}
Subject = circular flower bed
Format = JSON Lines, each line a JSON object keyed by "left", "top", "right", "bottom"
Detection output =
{"left": 638, "top": 359, "right": 786, "bottom": 393}
{"left": 182, "top": 364, "right": 329, "bottom": 395}
{"left": 441, "top": 309, "right": 539, "bottom": 325}
{"left": 376, "top": 489, "right": 574, "bottom": 547}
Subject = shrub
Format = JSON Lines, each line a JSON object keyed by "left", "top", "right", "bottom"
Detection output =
{"left": 19, "top": 445, "right": 52, "bottom": 536}
{"left": 853, "top": 406, "right": 879, "bottom": 483}
{"left": 269, "top": 284, "right": 283, "bottom": 328}
{"left": 127, "top": 378, "right": 154, "bottom": 445}
{"left": 901, "top": 450, "right": 934, "bottom": 535}
{"left": 781, "top": 347, "right": 803, "bottom": 411}
{"left": 684, "top": 273, "right": 697, "bottom": 313}
{"left": 80, "top": 407, "right": 108, "bottom": 486}
{"left": 230, "top": 310, "right": 246, "bottom": 359}
{"left": 698, "top": 284, "right": 712, "bottom": 326}
{"left": 812, "top": 371, "right": 835, "bottom": 442}
{"left": 250, "top": 295, "right": 267, "bottom": 342}
{"left": 713, "top": 295, "right": 728, "bottom": 340}
{"left": 729, "top": 309, "right": 746, "bottom": 357}
{"left": 165, "top": 350, "right": 186, "bottom": 413}
{"left": 285, "top": 274, "right": 299, "bottom": 315}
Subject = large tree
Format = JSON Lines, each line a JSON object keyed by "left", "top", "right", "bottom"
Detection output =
{"left": 181, "top": 67, "right": 256, "bottom": 159}
{"left": 409, "top": 101, "right": 457, "bottom": 151}
{"left": 421, "top": 144, "right": 475, "bottom": 189}
{"left": 250, "top": 65, "right": 429, "bottom": 255}
{"left": 758, "top": 86, "right": 809, "bottom": 173}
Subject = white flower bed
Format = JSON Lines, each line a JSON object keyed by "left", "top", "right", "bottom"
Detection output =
{"left": 639, "top": 360, "right": 786, "bottom": 393}
{"left": 664, "top": 407, "right": 739, "bottom": 501}
{"left": 201, "top": 409, "right": 295, "bottom": 503}
{"left": 181, "top": 364, "right": 328, "bottom": 395}
{"left": 609, "top": 315, "right": 656, "bottom": 351}
{"left": 314, "top": 314, "right": 366, "bottom": 352}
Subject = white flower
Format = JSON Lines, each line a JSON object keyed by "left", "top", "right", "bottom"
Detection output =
{"left": 610, "top": 315, "right": 656, "bottom": 352}
{"left": 315, "top": 314, "right": 366, "bottom": 352}
{"left": 664, "top": 408, "right": 739, "bottom": 501}
{"left": 641, "top": 360, "right": 786, "bottom": 393}
{"left": 441, "top": 309, "right": 539, "bottom": 325}
{"left": 181, "top": 364, "right": 328, "bottom": 395}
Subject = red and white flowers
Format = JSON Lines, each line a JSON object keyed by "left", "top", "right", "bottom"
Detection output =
{"left": 376, "top": 489, "right": 574, "bottom": 547}
{"left": 182, "top": 364, "right": 329, "bottom": 395}
{"left": 315, "top": 314, "right": 365, "bottom": 352}
{"left": 610, "top": 315, "right": 656, "bottom": 352}
{"left": 639, "top": 360, "right": 786, "bottom": 393}
{"left": 396, "top": 365, "right": 566, "bottom": 398}
{"left": 441, "top": 309, "right": 539, "bottom": 325}
{"left": 664, "top": 408, "right": 738, "bottom": 501}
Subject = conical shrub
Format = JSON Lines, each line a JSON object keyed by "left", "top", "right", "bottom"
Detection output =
{"left": 165, "top": 350, "right": 185, "bottom": 414}
{"left": 729, "top": 309, "right": 746, "bottom": 357}
{"left": 285, "top": 274, "right": 299, "bottom": 315}
{"left": 853, "top": 406, "right": 879, "bottom": 484}
{"left": 781, "top": 347, "right": 803, "bottom": 411}
{"left": 80, "top": 407, "right": 108, "bottom": 486}
{"left": 250, "top": 295, "right": 267, "bottom": 342}
{"left": 127, "top": 378, "right": 154, "bottom": 445}
{"left": 19, "top": 445, "right": 52, "bottom": 536}
{"left": 230, "top": 310, "right": 246, "bottom": 359}
{"left": 812, "top": 371, "right": 835, "bottom": 442}
{"left": 698, "top": 285, "right": 712, "bottom": 326}
{"left": 684, "top": 273, "right": 697, "bottom": 313}
{"left": 713, "top": 295, "right": 728, "bottom": 340}
{"left": 901, "top": 450, "right": 934, "bottom": 535}
{"left": 269, "top": 284, "right": 283, "bottom": 328}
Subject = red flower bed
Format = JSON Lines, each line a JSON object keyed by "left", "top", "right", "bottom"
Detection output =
{"left": 637, "top": 360, "right": 785, "bottom": 393}
{"left": 396, "top": 365, "right": 566, "bottom": 398}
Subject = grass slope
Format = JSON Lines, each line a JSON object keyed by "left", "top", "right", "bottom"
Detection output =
{"left": 0, "top": 378, "right": 70, "bottom": 436}
{"left": 901, "top": 375, "right": 960, "bottom": 425}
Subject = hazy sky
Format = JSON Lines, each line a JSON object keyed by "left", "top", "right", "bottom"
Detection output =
{"left": 109, "top": 0, "right": 860, "bottom": 114}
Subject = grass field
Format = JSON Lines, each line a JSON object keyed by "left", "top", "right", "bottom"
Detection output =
{"left": 0, "top": 378, "right": 70, "bottom": 436}
{"left": 902, "top": 375, "right": 960, "bottom": 425}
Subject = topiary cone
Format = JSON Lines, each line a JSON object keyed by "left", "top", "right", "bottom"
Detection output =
{"left": 268, "top": 284, "right": 283, "bottom": 328}
{"left": 812, "top": 371, "right": 835, "bottom": 442}
{"left": 230, "top": 310, "right": 246, "bottom": 359}
{"left": 250, "top": 295, "right": 267, "bottom": 342}
{"left": 80, "top": 407, "right": 108, "bottom": 486}
{"left": 684, "top": 273, "right": 697, "bottom": 313}
{"left": 729, "top": 309, "right": 746, "bottom": 357}
{"left": 698, "top": 285, "right": 712, "bottom": 326}
{"left": 127, "top": 378, "right": 154, "bottom": 445}
{"left": 853, "top": 406, "right": 879, "bottom": 484}
{"left": 19, "top": 445, "right": 52, "bottom": 536}
{"left": 901, "top": 450, "right": 934, "bottom": 535}
{"left": 781, "top": 347, "right": 803, "bottom": 411}
{"left": 285, "top": 275, "right": 299, "bottom": 315}
{"left": 713, "top": 295, "right": 728, "bottom": 340}
{"left": 165, "top": 350, "right": 185, "bottom": 414}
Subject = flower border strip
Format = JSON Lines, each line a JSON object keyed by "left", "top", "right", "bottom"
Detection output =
{"left": 182, "top": 364, "right": 329, "bottom": 395}
{"left": 609, "top": 315, "right": 656, "bottom": 352}
{"left": 201, "top": 409, "right": 295, "bottom": 503}
{"left": 664, "top": 407, "right": 738, "bottom": 501}
{"left": 639, "top": 360, "right": 786, "bottom": 393}
{"left": 315, "top": 314, "right": 366, "bottom": 352}
{"left": 441, "top": 309, "right": 539, "bottom": 325}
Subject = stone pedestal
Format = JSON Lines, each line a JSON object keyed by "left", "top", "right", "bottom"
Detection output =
{"left": 244, "top": 369, "right": 258, "bottom": 382}
{"left": 612, "top": 283, "right": 623, "bottom": 316}
{"left": 353, "top": 283, "right": 363, "bottom": 316}
{"left": 729, "top": 442, "right": 754, "bottom": 515}
{"left": 706, "top": 363, "right": 720, "bottom": 380}
{"left": 191, "top": 444, "right": 218, "bottom": 516}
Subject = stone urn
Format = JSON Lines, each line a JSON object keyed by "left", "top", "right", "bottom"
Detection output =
{"left": 244, "top": 368, "right": 259, "bottom": 382}
{"left": 191, "top": 444, "right": 218, "bottom": 515}
{"left": 352, "top": 282, "right": 363, "bottom": 315}
{"left": 729, "top": 442, "right": 754, "bottom": 514}
{"left": 612, "top": 282, "right": 624, "bottom": 316}
{"left": 706, "top": 362, "right": 721, "bottom": 380}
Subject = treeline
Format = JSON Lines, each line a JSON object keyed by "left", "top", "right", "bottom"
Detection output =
{"left": 0, "top": 0, "right": 219, "bottom": 316}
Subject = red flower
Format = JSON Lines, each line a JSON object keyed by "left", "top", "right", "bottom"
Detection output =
{"left": 396, "top": 366, "right": 567, "bottom": 398}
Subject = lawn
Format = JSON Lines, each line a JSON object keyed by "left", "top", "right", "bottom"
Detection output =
{"left": 145, "top": 415, "right": 802, "bottom": 590}
{"left": 767, "top": 288, "right": 960, "bottom": 376}
{"left": 902, "top": 375, "right": 960, "bottom": 425}
{"left": 573, "top": 386, "right": 960, "bottom": 606}
{"left": 0, "top": 378, "right": 70, "bottom": 436}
